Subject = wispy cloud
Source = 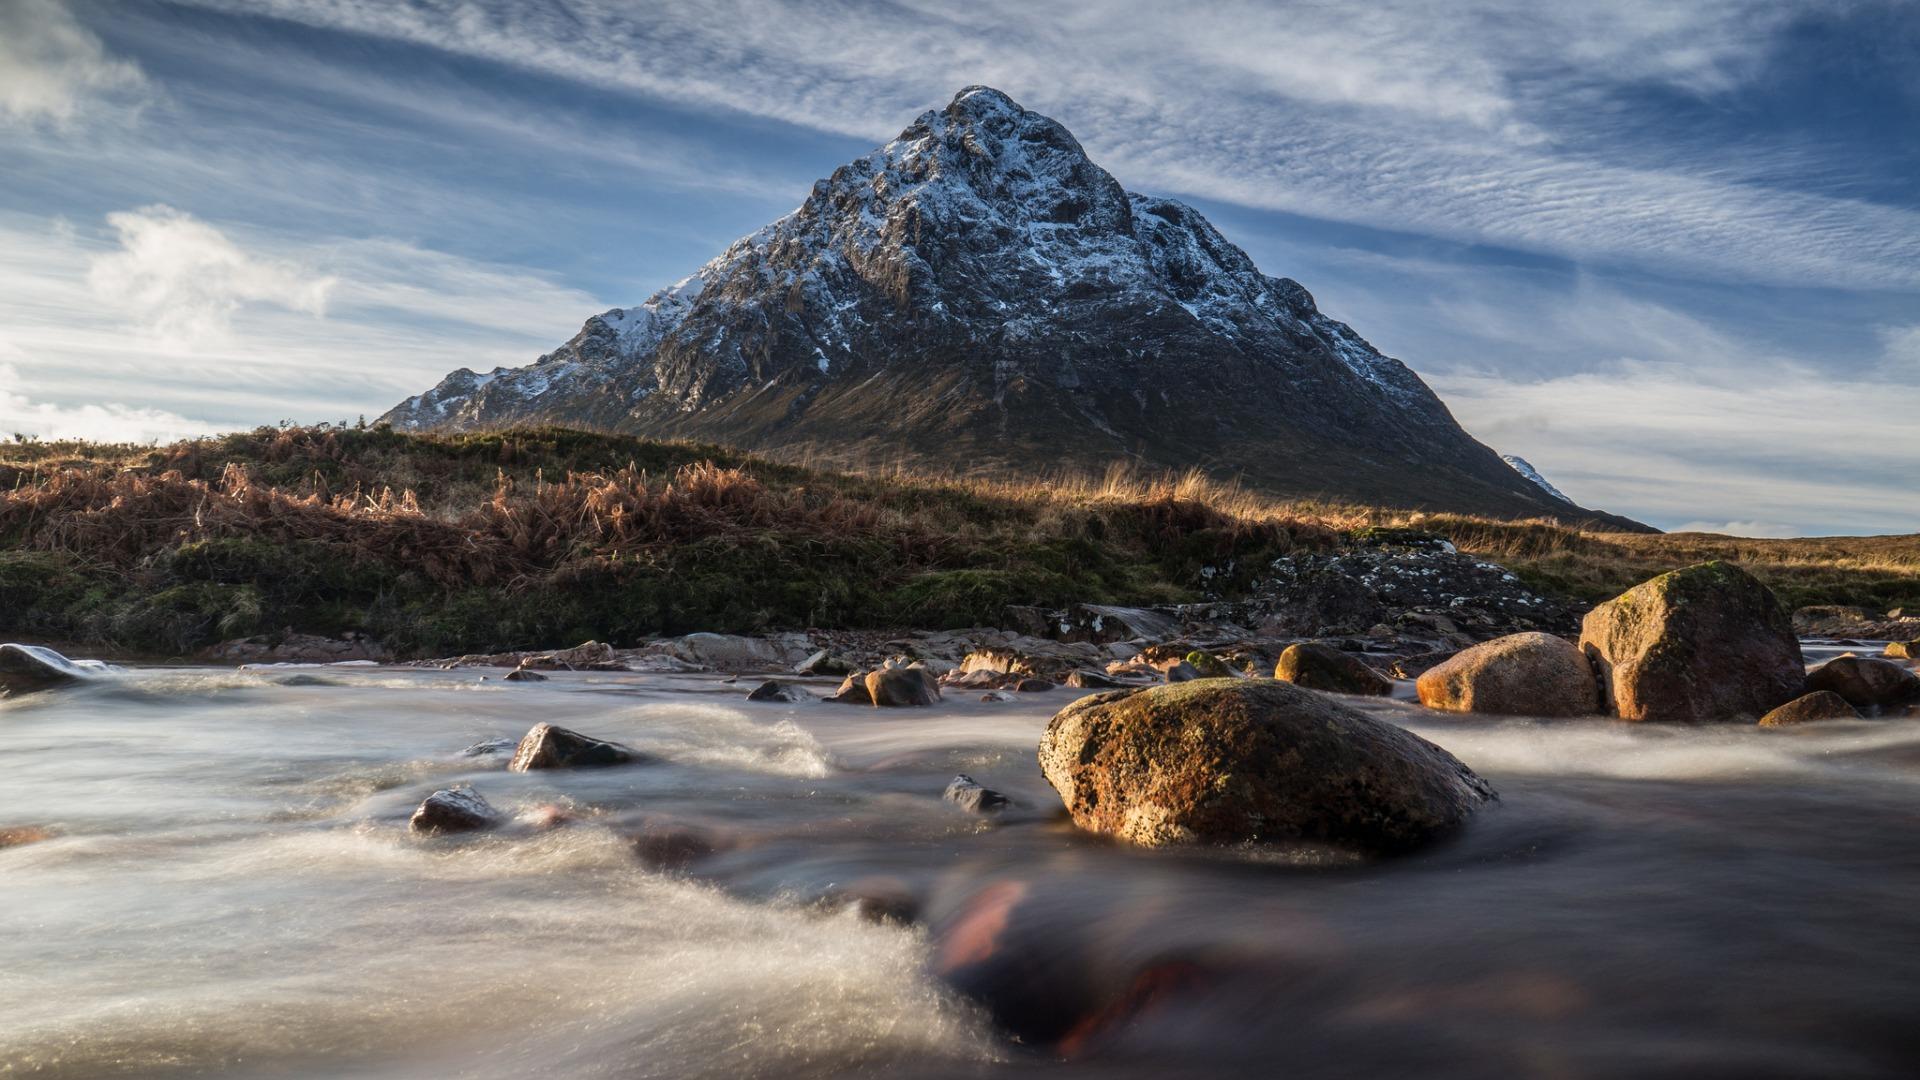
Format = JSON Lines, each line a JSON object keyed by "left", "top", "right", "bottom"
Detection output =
{"left": 165, "top": 0, "right": 1920, "bottom": 291}
{"left": 0, "top": 0, "right": 149, "bottom": 126}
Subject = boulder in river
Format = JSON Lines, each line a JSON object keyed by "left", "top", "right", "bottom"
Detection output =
{"left": 507, "top": 723, "right": 636, "bottom": 771}
{"left": 1415, "top": 632, "right": 1599, "bottom": 717}
{"left": 1272, "top": 642, "right": 1392, "bottom": 697}
{"left": 1579, "top": 561, "right": 1804, "bottom": 722}
{"left": 409, "top": 787, "right": 500, "bottom": 834}
{"left": 1883, "top": 640, "right": 1919, "bottom": 660}
{"left": 945, "top": 774, "right": 1011, "bottom": 813}
{"left": 1758, "top": 691, "right": 1862, "bottom": 727}
{"left": 503, "top": 665, "right": 548, "bottom": 682}
{"left": 1806, "top": 657, "right": 1920, "bottom": 709}
{"left": 1037, "top": 679, "right": 1495, "bottom": 852}
{"left": 865, "top": 665, "right": 941, "bottom": 707}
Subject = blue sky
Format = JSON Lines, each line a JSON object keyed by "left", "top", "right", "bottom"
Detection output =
{"left": 1, "top": 0, "right": 1916, "bottom": 536}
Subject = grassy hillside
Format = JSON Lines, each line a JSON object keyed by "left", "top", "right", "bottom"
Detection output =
{"left": 0, "top": 425, "right": 1911, "bottom": 658}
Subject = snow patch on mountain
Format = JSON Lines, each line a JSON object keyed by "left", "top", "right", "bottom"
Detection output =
{"left": 1503, "top": 455, "right": 1572, "bottom": 504}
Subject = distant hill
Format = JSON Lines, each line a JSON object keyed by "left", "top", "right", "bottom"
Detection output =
{"left": 384, "top": 86, "right": 1633, "bottom": 526}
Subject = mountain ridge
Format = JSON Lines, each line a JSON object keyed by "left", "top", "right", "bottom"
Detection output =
{"left": 385, "top": 86, "right": 1634, "bottom": 526}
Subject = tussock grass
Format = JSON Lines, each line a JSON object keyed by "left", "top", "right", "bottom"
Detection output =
{"left": 0, "top": 424, "right": 1910, "bottom": 657}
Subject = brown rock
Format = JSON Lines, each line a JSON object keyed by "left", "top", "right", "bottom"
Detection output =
{"left": 1064, "top": 669, "right": 1121, "bottom": 689}
{"left": 1388, "top": 651, "right": 1456, "bottom": 680}
{"left": 1884, "top": 640, "right": 1920, "bottom": 660}
{"left": 507, "top": 723, "right": 635, "bottom": 770}
{"left": 1014, "top": 678, "right": 1055, "bottom": 693}
{"left": 866, "top": 665, "right": 941, "bottom": 707}
{"left": 1806, "top": 657, "right": 1920, "bottom": 708}
{"left": 1415, "top": 633, "right": 1598, "bottom": 717}
{"left": 503, "top": 665, "right": 548, "bottom": 682}
{"left": 746, "top": 679, "right": 808, "bottom": 702}
{"left": 409, "top": 787, "right": 500, "bottom": 834}
{"left": 830, "top": 672, "right": 874, "bottom": 704}
{"left": 1580, "top": 562, "right": 1804, "bottom": 722}
{"left": 1758, "top": 691, "right": 1862, "bottom": 727}
{"left": 1037, "top": 679, "right": 1495, "bottom": 853}
{"left": 1272, "top": 642, "right": 1392, "bottom": 696}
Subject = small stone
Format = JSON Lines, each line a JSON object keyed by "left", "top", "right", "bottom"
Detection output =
{"left": 504, "top": 666, "right": 547, "bottom": 682}
{"left": 460, "top": 737, "right": 516, "bottom": 757}
{"left": 1014, "top": 678, "right": 1055, "bottom": 693}
{"left": 1758, "top": 691, "right": 1861, "bottom": 727}
{"left": 981, "top": 691, "right": 1017, "bottom": 702}
{"left": 409, "top": 787, "right": 500, "bottom": 834}
{"left": 747, "top": 679, "right": 808, "bottom": 702}
{"left": 1164, "top": 661, "right": 1203, "bottom": 682}
{"left": 1064, "top": 669, "right": 1120, "bottom": 688}
{"left": 1884, "top": 640, "right": 1920, "bottom": 660}
{"left": 507, "top": 723, "right": 635, "bottom": 771}
{"left": 945, "top": 774, "right": 1011, "bottom": 813}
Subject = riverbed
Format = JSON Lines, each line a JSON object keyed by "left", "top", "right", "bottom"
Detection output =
{"left": 3, "top": 658, "right": 1918, "bottom": 1078}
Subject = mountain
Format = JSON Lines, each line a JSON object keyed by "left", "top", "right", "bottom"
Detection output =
{"left": 384, "top": 86, "right": 1625, "bottom": 524}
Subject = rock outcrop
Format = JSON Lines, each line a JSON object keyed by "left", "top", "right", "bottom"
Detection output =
{"left": 1579, "top": 562, "right": 1804, "bottom": 722}
{"left": 1037, "top": 679, "right": 1494, "bottom": 852}
{"left": 1415, "top": 632, "right": 1599, "bottom": 717}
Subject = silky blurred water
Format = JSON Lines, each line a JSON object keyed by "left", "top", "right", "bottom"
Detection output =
{"left": 3, "top": 661, "right": 1918, "bottom": 1078}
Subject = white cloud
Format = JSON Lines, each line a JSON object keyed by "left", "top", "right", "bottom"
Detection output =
{"left": 0, "top": 211, "right": 604, "bottom": 437}
{"left": 87, "top": 205, "right": 337, "bottom": 350}
{"left": 0, "top": 0, "right": 148, "bottom": 126}
{"left": 162, "top": 0, "right": 1920, "bottom": 291}
{"left": 0, "top": 352, "right": 213, "bottom": 443}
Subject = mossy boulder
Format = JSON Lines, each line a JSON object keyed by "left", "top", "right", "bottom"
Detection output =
{"left": 1036, "top": 679, "right": 1495, "bottom": 853}
{"left": 1415, "top": 632, "right": 1599, "bottom": 717}
{"left": 1272, "top": 642, "right": 1391, "bottom": 696}
{"left": 1806, "top": 657, "right": 1920, "bottom": 709}
{"left": 1579, "top": 562, "right": 1803, "bottom": 722}
{"left": 1758, "top": 691, "right": 1861, "bottom": 727}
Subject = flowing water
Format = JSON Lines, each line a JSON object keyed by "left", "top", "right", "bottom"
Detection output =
{"left": 4, "top": 655, "right": 1919, "bottom": 1078}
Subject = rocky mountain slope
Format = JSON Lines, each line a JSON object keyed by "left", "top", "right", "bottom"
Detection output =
{"left": 384, "top": 86, "right": 1620, "bottom": 522}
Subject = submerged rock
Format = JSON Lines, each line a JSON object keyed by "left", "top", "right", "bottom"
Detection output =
{"left": 460, "top": 737, "right": 517, "bottom": 757}
{"left": 945, "top": 774, "right": 1012, "bottom": 813}
{"left": 409, "top": 787, "right": 500, "bottom": 834}
{"left": 507, "top": 723, "right": 636, "bottom": 771}
{"left": 1807, "top": 657, "right": 1920, "bottom": 709}
{"left": 865, "top": 666, "right": 941, "bottom": 707}
{"left": 746, "top": 679, "right": 809, "bottom": 703}
{"left": 0, "top": 643, "right": 113, "bottom": 692}
{"left": 1579, "top": 562, "right": 1804, "bottom": 722}
{"left": 1415, "top": 632, "right": 1598, "bottom": 717}
{"left": 1272, "top": 642, "right": 1391, "bottom": 697}
{"left": 503, "top": 666, "right": 548, "bottom": 682}
{"left": 0, "top": 825, "right": 55, "bottom": 849}
{"left": 1037, "top": 679, "right": 1495, "bottom": 852}
{"left": 1758, "top": 691, "right": 1862, "bottom": 727}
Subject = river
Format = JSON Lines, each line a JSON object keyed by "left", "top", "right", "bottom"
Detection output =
{"left": 3, "top": 653, "right": 1918, "bottom": 1078}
